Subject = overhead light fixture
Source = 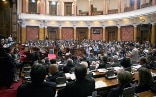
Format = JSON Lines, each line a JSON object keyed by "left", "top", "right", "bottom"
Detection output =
{"left": 51, "top": 1, "right": 56, "bottom": 5}
{"left": 31, "top": 0, "right": 36, "bottom": 3}
{"left": 2, "top": 0, "right": 6, "bottom": 1}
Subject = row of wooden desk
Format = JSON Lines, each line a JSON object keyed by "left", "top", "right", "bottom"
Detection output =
{"left": 94, "top": 69, "right": 156, "bottom": 90}
{"left": 62, "top": 68, "right": 156, "bottom": 96}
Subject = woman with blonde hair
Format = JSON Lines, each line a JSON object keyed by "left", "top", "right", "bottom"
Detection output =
{"left": 107, "top": 70, "right": 133, "bottom": 97}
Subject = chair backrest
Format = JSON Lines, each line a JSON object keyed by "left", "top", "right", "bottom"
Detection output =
{"left": 105, "top": 70, "right": 116, "bottom": 79}
{"left": 105, "top": 64, "right": 113, "bottom": 70}
{"left": 56, "top": 77, "right": 67, "bottom": 84}
{"left": 85, "top": 72, "right": 93, "bottom": 79}
{"left": 124, "top": 67, "right": 131, "bottom": 72}
{"left": 152, "top": 62, "right": 156, "bottom": 70}
{"left": 90, "top": 65, "right": 96, "bottom": 71}
{"left": 122, "top": 86, "right": 136, "bottom": 97}
{"left": 105, "top": 70, "right": 115, "bottom": 76}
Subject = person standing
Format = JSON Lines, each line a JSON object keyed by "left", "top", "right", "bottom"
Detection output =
{"left": 127, "top": 43, "right": 139, "bottom": 64}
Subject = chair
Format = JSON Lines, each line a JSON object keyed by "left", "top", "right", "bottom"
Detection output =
{"left": 105, "top": 70, "right": 117, "bottom": 79}
{"left": 49, "top": 49, "right": 54, "bottom": 54}
{"left": 121, "top": 86, "right": 138, "bottom": 97}
{"left": 105, "top": 64, "right": 113, "bottom": 70}
{"left": 22, "top": 64, "right": 31, "bottom": 82}
{"left": 56, "top": 77, "right": 67, "bottom": 87}
{"left": 23, "top": 71, "right": 31, "bottom": 83}
{"left": 90, "top": 65, "right": 96, "bottom": 71}
{"left": 152, "top": 63, "right": 156, "bottom": 70}
{"left": 124, "top": 67, "right": 132, "bottom": 72}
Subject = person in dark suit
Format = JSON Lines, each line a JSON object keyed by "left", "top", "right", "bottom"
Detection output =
{"left": 17, "top": 64, "right": 56, "bottom": 97}
{"left": 98, "top": 56, "right": 109, "bottom": 68}
{"left": 46, "top": 64, "right": 65, "bottom": 82}
{"left": 63, "top": 59, "right": 74, "bottom": 73}
{"left": 146, "top": 55, "right": 156, "bottom": 69}
{"left": 107, "top": 70, "right": 133, "bottom": 97}
{"left": 30, "top": 47, "right": 40, "bottom": 65}
{"left": 57, "top": 64, "right": 95, "bottom": 97}
{"left": 0, "top": 45, "right": 15, "bottom": 89}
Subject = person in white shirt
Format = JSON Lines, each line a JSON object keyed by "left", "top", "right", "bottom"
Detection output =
{"left": 127, "top": 43, "right": 139, "bottom": 64}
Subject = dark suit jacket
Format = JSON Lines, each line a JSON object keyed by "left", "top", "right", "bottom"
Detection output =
{"left": 17, "top": 82, "right": 56, "bottom": 97}
{"left": 63, "top": 65, "right": 75, "bottom": 73}
{"left": 107, "top": 85, "right": 123, "bottom": 97}
{"left": 135, "top": 84, "right": 151, "bottom": 93}
{"left": 57, "top": 78, "right": 95, "bottom": 97}
{"left": 98, "top": 62, "right": 109, "bottom": 69}
{"left": 47, "top": 71, "right": 65, "bottom": 82}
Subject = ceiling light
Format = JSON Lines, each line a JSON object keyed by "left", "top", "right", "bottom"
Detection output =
{"left": 51, "top": 1, "right": 56, "bottom": 5}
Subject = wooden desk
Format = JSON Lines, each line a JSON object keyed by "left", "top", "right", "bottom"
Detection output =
{"left": 95, "top": 69, "right": 156, "bottom": 90}
{"left": 138, "top": 90, "right": 156, "bottom": 97}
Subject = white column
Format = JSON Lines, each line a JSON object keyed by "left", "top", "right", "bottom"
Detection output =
{"left": 17, "top": 0, "right": 22, "bottom": 14}
{"left": 72, "top": 2, "right": 74, "bottom": 15}
{"left": 118, "top": 0, "right": 121, "bottom": 13}
{"left": 74, "top": 0, "right": 77, "bottom": 16}
{"left": 88, "top": 0, "right": 91, "bottom": 15}
{"left": 117, "top": 26, "right": 121, "bottom": 41}
{"left": 57, "top": 2, "right": 59, "bottom": 15}
{"left": 37, "top": 0, "right": 40, "bottom": 13}
{"left": 103, "top": 26, "right": 106, "bottom": 41}
{"left": 46, "top": 0, "right": 49, "bottom": 14}
{"left": 133, "top": 25, "right": 137, "bottom": 42}
{"left": 26, "top": 0, "right": 28, "bottom": 13}
{"left": 88, "top": 27, "right": 91, "bottom": 40}
{"left": 103, "top": 0, "right": 106, "bottom": 15}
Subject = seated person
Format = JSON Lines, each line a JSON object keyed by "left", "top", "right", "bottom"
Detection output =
{"left": 146, "top": 55, "right": 156, "bottom": 69}
{"left": 63, "top": 58, "right": 74, "bottom": 73}
{"left": 46, "top": 64, "right": 65, "bottom": 82}
{"left": 138, "top": 57, "right": 150, "bottom": 69}
{"left": 98, "top": 56, "right": 109, "bottom": 68}
{"left": 111, "top": 55, "right": 121, "bottom": 67}
{"left": 135, "top": 67, "right": 154, "bottom": 93}
{"left": 120, "top": 58, "right": 131, "bottom": 68}
{"left": 17, "top": 64, "right": 56, "bottom": 97}
{"left": 107, "top": 70, "right": 133, "bottom": 97}
{"left": 57, "top": 64, "right": 95, "bottom": 97}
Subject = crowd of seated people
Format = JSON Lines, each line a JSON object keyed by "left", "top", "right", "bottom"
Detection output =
{"left": 1, "top": 38, "right": 156, "bottom": 96}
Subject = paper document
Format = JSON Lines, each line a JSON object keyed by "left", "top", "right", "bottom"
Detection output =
{"left": 97, "top": 69, "right": 108, "bottom": 73}
{"left": 95, "top": 81, "right": 107, "bottom": 89}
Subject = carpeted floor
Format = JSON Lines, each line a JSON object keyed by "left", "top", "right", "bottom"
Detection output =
{"left": 0, "top": 79, "right": 22, "bottom": 97}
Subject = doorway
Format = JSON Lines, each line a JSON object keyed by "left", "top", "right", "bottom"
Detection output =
{"left": 64, "top": 2, "right": 72, "bottom": 16}
{"left": 77, "top": 28, "right": 88, "bottom": 42}
{"left": 108, "top": 31, "right": 116, "bottom": 41}
{"left": 48, "top": 27, "right": 58, "bottom": 40}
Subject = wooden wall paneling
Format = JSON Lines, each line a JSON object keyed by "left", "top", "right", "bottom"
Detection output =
{"left": 121, "top": 25, "right": 134, "bottom": 41}
{"left": 62, "top": 27, "right": 74, "bottom": 40}
{"left": 26, "top": 26, "right": 39, "bottom": 41}
{"left": 91, "top": 27, "right": 103, "bottom": 40}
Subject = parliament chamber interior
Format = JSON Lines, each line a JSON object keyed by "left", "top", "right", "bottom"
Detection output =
{"left": 0, "top": 0, "right": 156, "bottom": 97}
